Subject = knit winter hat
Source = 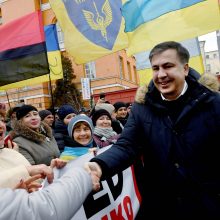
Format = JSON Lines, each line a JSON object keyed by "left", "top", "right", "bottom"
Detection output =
{"left": 16, "top": 105, "right": 38, "bottom": 120}
{"left": 95, "top": 103, "right": 115, "bottom": 115}
{"left": 57, "top": 104, "right": 78, "bottom": 120}
{"left": 68, "top": 114, "right": 94, "bottom": 137}
{"left": 92, "top": 109, "right": 112, "bottom": 126}
{"left": 113, "top": 102, "right": 126, "bottom": 112}
{"left": 39, "top": 110, "right": 53, "bottom": 120}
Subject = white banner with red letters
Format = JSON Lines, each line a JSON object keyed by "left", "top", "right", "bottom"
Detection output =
{"left": 47, "top": 146, "right": 142, "bottom": 220}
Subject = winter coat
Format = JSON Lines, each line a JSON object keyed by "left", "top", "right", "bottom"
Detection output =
{"left": 91, "top": 74, "right": 220, "bottom": 219}
{"left": 0, "top": 148, "right": 30, "bottom": 188}
{"left": 0, "top": 167, "right": 92, "bottom": 220}
{"left": 11, "top": 121, "right": 60, "bottom": 166}
{"left": 111, "top": 119, "right": 123, "bottom": 134}
{"left": 54, "top": 119, "right": 77, "bottom": 153}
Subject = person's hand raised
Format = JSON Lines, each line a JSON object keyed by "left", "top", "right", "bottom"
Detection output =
{"left": 6, "top": 139, "right": 19, "bottom": 151}
{"left": 50, "top": 158, "right": 67, "bottom": 169}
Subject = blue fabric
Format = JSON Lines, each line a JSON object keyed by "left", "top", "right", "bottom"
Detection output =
{"left": 60, "top": 146, "right": 89, "bottom": 158}
{"left": 44, "top": 24, "right": 59, "bottom": 51}
{"left": 122, "top": 0, "right": 203, "bottom": 32}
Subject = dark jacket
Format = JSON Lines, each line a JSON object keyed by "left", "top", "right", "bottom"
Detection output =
{"left": 53, "top": 119, "right": 77, "bottom": 153}
{"left": 111, "top": 119, "right": 123, "bottom": 134}
{"left": 91, "top": 74, "right": 220, "bottom": 219}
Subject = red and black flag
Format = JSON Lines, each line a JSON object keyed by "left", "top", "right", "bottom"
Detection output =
{"left": 0, "top": 11, "right": 49, "bottom": 86}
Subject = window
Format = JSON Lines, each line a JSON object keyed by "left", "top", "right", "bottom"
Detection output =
{"left": 213, "top": 53, "right": 218, "bottom": 58}
{"left": 119, "top": 56, "right": 125, "bottom": 79}
{"left": 21, "top": 86, "right": 30, "bottom": 91}
{"left": 206, "top": 55, "right": 209, "bottom": 59}
{"left": 84, "top": 61, "right": 96, "bottom": 79}
{"left": 206, "top": 64, "right": 211, "bottom": 72}
{"left": 56, "top": 23, "right": 65, "bottom": 51}
{"left": 41, "top": 2, "right": 51, "bottom": 11}
{"left": 127, "top": 61, "right": 132, "bottom": 81}
{"left": 0, "top": 91, "right": 6, "bottom": 96}
{"left": 133, "top": 66, "right": 138, "bottom": 83}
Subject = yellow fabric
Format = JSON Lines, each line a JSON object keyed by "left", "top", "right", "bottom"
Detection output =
{"left": 49, "top": 0, "right": 128, "bottom": 64}
{"left": 137, "top": 69, "right": 152, "bottom": 86}
{"left": 126, "top": 0, "right": 220, "bottom": 56}
{"left": 0, "top": 51, "right": 63, "bottom": 91}
{"left": 138, "top": 55, "right": 204, "bottom": 86}
{"left": 188, "top": 56, "right": 205, "bottom": 75}
{"left": 59, "top": 155, "right": 76, "bottom": 162}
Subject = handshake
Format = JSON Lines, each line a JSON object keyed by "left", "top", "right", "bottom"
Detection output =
{"left": 15, "top": 159, "right": 103, "bottom": 193}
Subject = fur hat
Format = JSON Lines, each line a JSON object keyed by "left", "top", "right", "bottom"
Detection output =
{"left": 68, "top": 114, "right": 94, "bottom": 137}
{"left": 16, "top": 105, "right": 38, "bottom": 120}
{"left": 39, "top": 110, "right": 53, "bottom": 120}
{"left": 113, "top": 102, "right": 126, "bottom": 112}
{"left": 92, "top": 109, "right": 112, "bottom": 126}
{"left": 57, "top": 104, "right": 78, "bottom": 120}
{"left": 95, "top": 103, "right": 115, "bottom": 115}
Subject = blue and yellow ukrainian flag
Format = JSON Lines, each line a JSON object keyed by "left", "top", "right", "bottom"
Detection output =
{"left": 49, "top": 0, "right": 128, "bottom": 64}
{"left": 122, "top": 0, "right": 220, "bottom": 56}
{"left": 44, "top": 24, "right": 63, "bottom": 81}
{"left": 60, "top": 147, "right": 90, "bottom": 161}
{"left": 0, "top": 24, "right": 63, "bottom": 91}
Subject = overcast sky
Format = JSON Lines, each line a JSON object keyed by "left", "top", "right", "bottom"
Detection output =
{"left": 198, "top": 31, "right": 218, "bottom": 52}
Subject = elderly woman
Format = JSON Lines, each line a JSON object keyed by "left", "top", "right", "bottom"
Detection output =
{"left": 92, "top": 109, "right": 120, "bottom": 148}
{"left": 10, "top": 105, "right": 60, "bottom": 165}
{"left": 60, "top": 114, "right": 96, "bottom": 161}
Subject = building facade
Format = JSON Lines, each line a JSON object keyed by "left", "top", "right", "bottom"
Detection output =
{"left": 0, "top": 0, "right": 139, "bottom": 110}
{"left": 204, "top": 50, "right": 220, "bottom": 74}
{"left": 199, "top": 34, "right": 220, "bottom": 77}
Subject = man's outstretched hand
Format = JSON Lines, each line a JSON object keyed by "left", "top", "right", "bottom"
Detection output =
{"left": 84, "top": 162, "right": 102, "bottom": 191}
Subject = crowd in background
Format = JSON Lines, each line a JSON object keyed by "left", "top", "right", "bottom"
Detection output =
{"left": 0, "top": 95, "right": 134, "bottom": 218}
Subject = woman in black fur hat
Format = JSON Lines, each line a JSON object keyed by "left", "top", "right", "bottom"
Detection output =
{"left": 10, "top": 105, "right": 60, "bottom": 165}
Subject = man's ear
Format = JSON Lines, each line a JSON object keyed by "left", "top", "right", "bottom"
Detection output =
{"left": 184, "top": 63, "right": 189, "bottom": 76}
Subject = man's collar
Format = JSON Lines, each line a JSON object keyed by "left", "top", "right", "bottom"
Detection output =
{"left": 161, "top": 81, "right": 188, "bottom": 101}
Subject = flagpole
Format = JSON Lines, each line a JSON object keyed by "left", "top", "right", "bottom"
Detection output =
{"left": 5, "top": 91, "right": 11, "bottom": 109}
{"left": 48, "top": 73, "right": 55, "bottom": 119}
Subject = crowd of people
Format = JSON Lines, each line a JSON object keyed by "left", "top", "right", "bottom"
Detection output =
{"left": 0, "top": 41, "right": 220, "bottom": 219}
{"left": 0, "top": 86, "right": 133, "bottom": 218}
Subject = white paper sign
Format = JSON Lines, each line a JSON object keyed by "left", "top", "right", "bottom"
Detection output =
{"left": 81, "top": 78, "right": 91, "bottom": 100}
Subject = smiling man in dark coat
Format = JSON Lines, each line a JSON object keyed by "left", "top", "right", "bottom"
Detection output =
{"left": 86, "top": 41, "right": 220, "bottom": 219}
